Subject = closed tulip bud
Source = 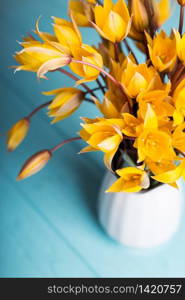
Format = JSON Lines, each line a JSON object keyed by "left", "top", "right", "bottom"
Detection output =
{"left": 131, "top": 0, "right": 149, "bottom": 32}
{"left": 43, "top": 87, "right": 84, "bottom": 123}
{"left": 17, "top": 150, "right": 52, "bottom": 180}
{"left": 7, "top": 118, "right": 30, "bottom": 151}
{"left": 177, "top": 0, "right": 185, "bottom": 6}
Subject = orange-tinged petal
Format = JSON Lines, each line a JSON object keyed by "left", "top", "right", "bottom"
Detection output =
{"left": 152, "top": 163, "right": 184, "bottom": 184}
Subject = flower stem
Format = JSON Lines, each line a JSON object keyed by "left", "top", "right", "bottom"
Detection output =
{"left": 144, "top": 0, "right": 157, "bottom": 37}
{"left": 50, "top": 137, "right": 81, "bottom": 153}
{"left": 71, "top": 59, "right": 120, "bottom": 87}
{"left": 96, "top": 78, "right": 106, "bottom": 94}
{"left": 71, "top": 58, "right": 132, "bottom": 111}
{"left": 179, "top": 5, "right": 184, "bottom": 36}
{"left": 85, "top": 86, "right": 106, "bottom": 94}
{"left": 124, "top": 39, "right": 138, "bottom": 64}
{"left": 27, "top": 100, "right": 52, "bottom": 119}
{"left": 84, "top": 97, "right": 94, "bottom": 104}
{"left": 57, "top": 68, "right": 97, "bottom": 97}
{"left": 114, "top": 42, "right": 119, "bottom": 62}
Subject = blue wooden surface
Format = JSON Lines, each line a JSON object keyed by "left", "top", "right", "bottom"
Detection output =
{"left": 1, "top": 0, "right": 185, "bottom": 277}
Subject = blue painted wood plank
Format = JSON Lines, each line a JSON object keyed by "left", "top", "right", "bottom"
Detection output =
{"left": 0, "top": 171, "right": 98, "bottom": 277}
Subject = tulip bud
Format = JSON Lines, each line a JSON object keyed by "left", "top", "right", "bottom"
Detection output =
{"left": 177, "top": 0, "right": 185, "bottom": 6}
{"left": 131, "top": 0, "right": 149, "bottom": 32}
{"left": 17, "top": 150, "right": 52, "bottom": 180}
{"left": 7, "top": 118, "right": 30, "bottom": 151}
{"left": 43, "top": 87, "right": 84, "bottom": 123}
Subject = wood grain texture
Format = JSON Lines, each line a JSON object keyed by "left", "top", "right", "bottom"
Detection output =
{"left": 1, "top": 0, "right": 185, "bottom": 277}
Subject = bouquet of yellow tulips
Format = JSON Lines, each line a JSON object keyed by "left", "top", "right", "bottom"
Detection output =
{"left": 7, "top": 0, "right": 185, "bottom": 193}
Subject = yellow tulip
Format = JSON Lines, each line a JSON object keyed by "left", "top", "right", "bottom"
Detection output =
{"left": 137, "top": 90, "right": 174, "bottom": 120}
{"left": 130, "top": 0, "right": 149, "bottom": 32}
{"left": 154, "top": 0, "right": 171, "bottom": 27}
{"left": 69, "top": 0, "right": 95, "bottom": 27}
{"left": 14, "top": 40, "right": 71, "bottom": 78}
{"left": 146, "top": 31, "right": 177, "bottom": 72}
{"left": 7, "top": 119, "right": 30, "bottom": 151}
{"left": 129, "top": 0, "right": 171, "bottom": 41}
{"left": 174, "top": 30, "right": 185, "bottom": 65}
{"left": 43, "top": 87, "right": 84, "bottom": 123}
{"left": 52, "top": 16, "right": 82, "bottom": 52}
{"left": 70, "top": 44, "right": 103, "bottom": 83}
{"left": 146, "top": 158, "right": 178, "bottom": 188}
{"left": 17, "top": 150, "right": 52, "bottom": 180}
{"left": 172, "top": 78, "right": 185, "bottom": 126}
{"left": 34, "top": 17, "right": 58, "bottom": 43}
{"left": 152, "top": 159, "right": 185, "bottom": 184}
{"left": 172, "top": 122, "right": 185, "bottom": 152}
{"left": 94, "top": 86, "right": 129, "bottom": 118}
{"left": 122, "top": 113, "right": 142, "bottom": 137}
{"left": 106, "top": 167, "right": 150, "bottom": 193}
{"left": 93, "top": 95, "right": 121, "bottom": 119}
{"left": 146, "top": 158, "right": 177, "bottom": 176}
{"left": 121, "top": 59, "right": 163, "bottom": 98}
{"left": 136, "top": 104, "right": 176, "bottom": 162}
{"left": 80, "top": 117, "right": 124, "bottom": 169}
{"left": 93, "top": 0, "right": 131, "bottom": 43}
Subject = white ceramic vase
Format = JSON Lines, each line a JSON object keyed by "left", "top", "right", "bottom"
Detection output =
{"left": 98, "top": 171, "right": 183, "bottom": 248}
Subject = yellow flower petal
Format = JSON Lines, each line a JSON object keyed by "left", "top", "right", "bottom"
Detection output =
{"left": 144, "top": 104, "right": 158, "bottom": 130}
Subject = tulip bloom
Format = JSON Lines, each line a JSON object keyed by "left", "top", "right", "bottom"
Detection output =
{"left": 131, "top": 0, "right": 149, "bottom": 32}
{"left": 137, "top": 90, "right": 174, "bottom": 120}
{"left": 52, "top": 17, "right": 82, "bottom": 52}
{"left": 17, "top": 150, "right": 52, "bottom": 180}
{"left": 70, "top": 44, "right": 103, "bottom": 83}
{"left": 69, "top": 0, "right": 95, "bottom": 27}
{"left": 172, "top": 78, "right": 185, "bottom": 126}
{"left": 174, "top": 30, "right": 185, "bottom": 65}
{"left": 14, "top": 40, "right": 71, "bottom": 78}
{"left": 122, "top": 113, "right": 142, "bottom": 137}
{"left": 152, "top": 159, "right": 185, "bottom": 184}
{"left": 129, "top": 0, "right": 171, "bottom": 41}
{"left": 7, "top": 119, "right": 30, "bottom": 151}
{"left": 93, "top": 0, "right": 131, "bottom": 43}
{"left": 80, "top": 117, "right": 124, "bottom": 169}
{"left": 146, "top": 31, "right": 177, "bottom": 72}
{"left": 121, "top": 59, "right": 163, "bottom": 98}
{"left": 106, "top": 167, "right": 150, "bottom": 193}
{"left": 43, "top": 87, "right": 84, "bottom": 123}
{"left": 172, "top": 123, "right": 185, "bottom": 153}
{"left": 136, "top": 104, "right": 176, "bottom": 162}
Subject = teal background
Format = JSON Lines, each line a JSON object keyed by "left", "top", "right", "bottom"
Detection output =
{"left": 1, "top": 0, "right": 185, "bottom": 277}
